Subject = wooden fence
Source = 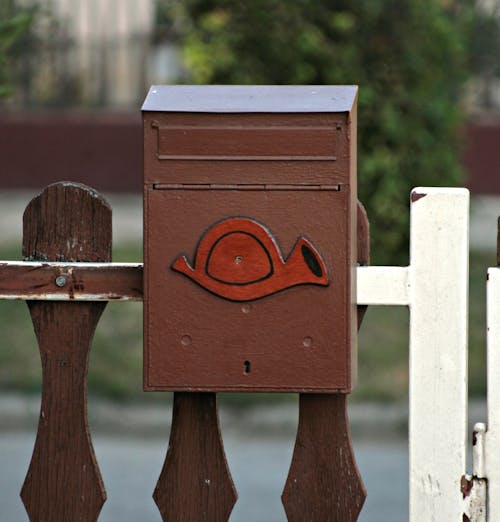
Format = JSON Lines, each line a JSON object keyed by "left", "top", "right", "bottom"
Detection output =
{"left": 0, "top": 181, "right": 493, "bottom": 520}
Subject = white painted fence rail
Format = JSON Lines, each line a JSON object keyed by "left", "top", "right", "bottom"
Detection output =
{"left": 357, "top": 187, "right": 473, "bottom": 521}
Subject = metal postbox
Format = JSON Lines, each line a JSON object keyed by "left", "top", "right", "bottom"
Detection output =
{"left": 142, "top": 85, "right": 358, "bottom": 393}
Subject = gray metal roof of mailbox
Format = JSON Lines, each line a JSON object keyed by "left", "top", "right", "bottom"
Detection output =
{"left": 142, "top": 85, "right": 358, "bottom": 113}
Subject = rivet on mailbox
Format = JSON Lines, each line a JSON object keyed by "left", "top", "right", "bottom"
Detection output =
{"left": 142, "top": 85, "right": 358, "bottom": 393}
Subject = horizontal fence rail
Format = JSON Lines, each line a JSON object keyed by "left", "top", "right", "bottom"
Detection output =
{"left": 0, "top": 262, "right": 407, "bottom": 304}
{"left": 0, "top": 261, "right": 142, "bottom": 300}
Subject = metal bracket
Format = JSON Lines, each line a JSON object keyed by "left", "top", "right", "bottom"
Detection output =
{"left": 462, "top": 423, "right": 488, "bottom": 522}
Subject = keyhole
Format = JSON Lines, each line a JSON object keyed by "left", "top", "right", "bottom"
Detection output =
{"left": 243, "top": 360, "right": 251, "bottom": 374}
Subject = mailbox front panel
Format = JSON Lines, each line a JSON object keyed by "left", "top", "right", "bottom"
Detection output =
{"left": 145, "top": 187, "right": 355, "bottom": 392}
{"left": 143, "top": 86, "right": 357, "bottom": 393}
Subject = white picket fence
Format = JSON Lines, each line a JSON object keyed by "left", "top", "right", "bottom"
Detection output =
{"left": 357, "top": 186, "right": 496, "bottom": 520}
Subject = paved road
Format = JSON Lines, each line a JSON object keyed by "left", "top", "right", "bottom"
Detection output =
{"left": 0, "top": 432, "right": 407, "bottom": 521}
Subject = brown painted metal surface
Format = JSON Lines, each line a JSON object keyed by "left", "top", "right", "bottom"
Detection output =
{"left": 154, "top": 124, "right": 338, "bottom": 160}
{"left": 144, "top": 113, "right": 349, "bottom": 186}
{"left": 143, "top": 86, "right": 358, "bottom": 393}
{"left": 20, "top": 182, "right": 109, "bottom": 521}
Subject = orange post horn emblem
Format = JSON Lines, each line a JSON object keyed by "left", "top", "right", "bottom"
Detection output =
{"left": 171, "top": 217, "right": 329, "bottom": 301}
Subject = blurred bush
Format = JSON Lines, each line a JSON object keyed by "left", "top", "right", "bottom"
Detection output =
{"left": 157, "top": 0, "right": 497, "bottom": 264}
{"left": 0, "top": 0, "right": 34, "bottom": 99}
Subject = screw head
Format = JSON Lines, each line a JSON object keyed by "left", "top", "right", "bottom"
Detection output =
{"left": 55, "top": 275, "right": 67, "bottom": 287}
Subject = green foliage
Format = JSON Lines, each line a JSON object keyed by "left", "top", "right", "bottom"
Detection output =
{"left": 157, "top": 0, "right": 489, "bottom": 263}
{"left": 0, "top": 1, "right": 34, "bottom": 99}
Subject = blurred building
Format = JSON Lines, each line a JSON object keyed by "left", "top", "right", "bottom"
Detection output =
{"left": 1, "top": 0, "right": 499, "bottom": 196}
{"left": 13, "top": 0, "right": 180, "bottom": 109}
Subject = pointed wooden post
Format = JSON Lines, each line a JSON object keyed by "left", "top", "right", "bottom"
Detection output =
{"left": 154, "top": 393, "right": 237, "bottom": 522}
{"left": 20, "top": 182, "right": 109, "bottom": 521}
{"left": 282, "top": 201, "right": 369, "bottom": 521}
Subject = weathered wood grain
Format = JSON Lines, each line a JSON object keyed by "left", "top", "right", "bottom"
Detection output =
{"left": 154, "top": 393, "right": 237, "bottom": 522}
{"left": 282, "top": 394, "right": 366, "bottom": 521}
{"left": 20, "top": 182, "right": 109, "bottom": 521}
{"left": 282, "top": 201, "right": 369, "bottom": 520}
{"left": 0, "top": 261, "right": 142, "bottom": 300}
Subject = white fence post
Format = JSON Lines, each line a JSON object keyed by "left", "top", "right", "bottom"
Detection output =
{"left": 355, "top": 187, "right": 472, "bottom": 519}
{"left": 485, "top": 267, "right": 500, "bottom": 520}
{"left": 408, "top": 187, "right": 470, "bottom": 521}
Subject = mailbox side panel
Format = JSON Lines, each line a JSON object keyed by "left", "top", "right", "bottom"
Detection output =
{"left": 348, "top": 103, "right": 358, "bottom": 388}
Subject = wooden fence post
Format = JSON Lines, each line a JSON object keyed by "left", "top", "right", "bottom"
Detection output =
{"left": 281, "top": 202, "right": 369, "bottom": 521}
{"left": 154, "top": 392, "right": 237, "bottom": 521}
{"left": 20, "top": 182, "right": 110, "bottom": 521}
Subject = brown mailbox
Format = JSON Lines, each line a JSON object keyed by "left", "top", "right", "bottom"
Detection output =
{"left": 143, "top": 85, "right": 358, "bottom": 393}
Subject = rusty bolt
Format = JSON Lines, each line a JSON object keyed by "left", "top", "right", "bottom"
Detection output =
{"left": 55, "top": 275, "right": 67, "bottom": 287}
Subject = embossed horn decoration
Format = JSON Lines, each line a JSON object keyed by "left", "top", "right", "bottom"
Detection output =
{"left": 171, "top": 217, "right": 329, "bottom": 301}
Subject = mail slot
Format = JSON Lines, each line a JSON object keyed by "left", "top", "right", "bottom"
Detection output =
{"left": 142, "top": 85, "right": 358, "bottom": 393}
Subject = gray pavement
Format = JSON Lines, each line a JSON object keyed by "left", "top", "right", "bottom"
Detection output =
{"left": 0, "top": 431, "right": 407, "bottom": 522}
{"left": 0, "top": 394, "right": 489, "bottom": 521}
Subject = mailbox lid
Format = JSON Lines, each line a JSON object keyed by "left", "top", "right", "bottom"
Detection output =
{"left": 142, "top": 85, "right": 358, "bottom": 113}
{"left": 143, "top": 85, "right": 357, "bottom": 186}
